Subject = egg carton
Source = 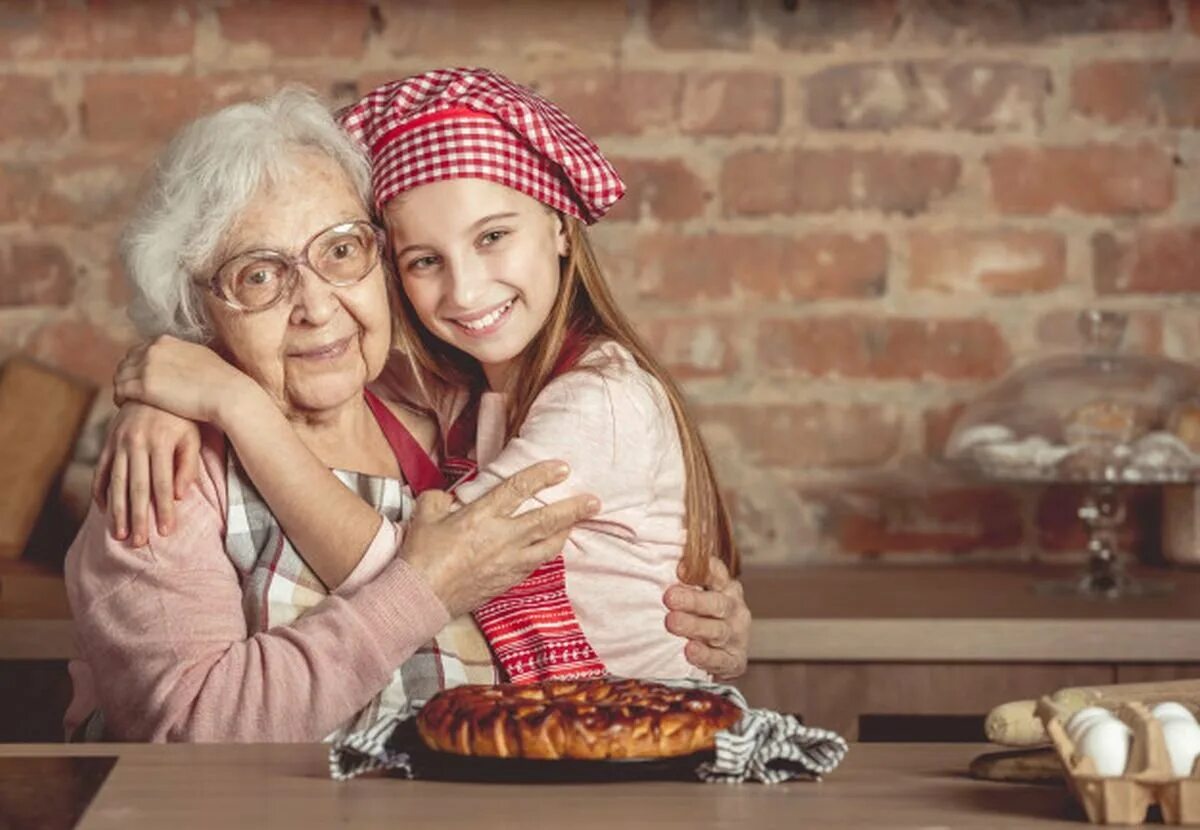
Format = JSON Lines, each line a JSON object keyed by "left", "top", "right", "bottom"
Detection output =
{"left": 1039, "top": 697, "right": 1200, "bottom": 825}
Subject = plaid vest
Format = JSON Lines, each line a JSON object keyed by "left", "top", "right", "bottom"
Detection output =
{"left": 224, "top": 391, "right": 500, "bottom": 741}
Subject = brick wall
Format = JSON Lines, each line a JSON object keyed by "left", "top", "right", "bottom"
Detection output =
{"left": 2, "top": 0, "right": 1199, "bottom": 565}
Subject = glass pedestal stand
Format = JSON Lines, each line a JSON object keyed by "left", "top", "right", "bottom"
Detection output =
{"left": 1029, "top": 483, "right": 1172, "bottom": 599}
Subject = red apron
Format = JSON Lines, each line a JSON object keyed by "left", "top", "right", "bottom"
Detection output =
{"left": 440, "top": 337, "right": 606, "bottom": 683}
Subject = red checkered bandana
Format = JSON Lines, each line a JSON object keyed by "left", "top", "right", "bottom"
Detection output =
{"left": 338, "top": 67, "right": 624, "bottom": 224}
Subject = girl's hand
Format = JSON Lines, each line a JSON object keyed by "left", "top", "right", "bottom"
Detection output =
{"left": 92, "top": 403, "right": 201, "bottom": 545}
{"left": 664, "top": 557, "right": 752, "bottom": 680}
{"left": 113, "top": 335, "right": 256, "bottom": 428}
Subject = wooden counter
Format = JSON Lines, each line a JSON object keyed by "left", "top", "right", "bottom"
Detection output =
{"left": 741, "top": 563, "right": 1200, "bottom": 662}
{"left": 0, "top": 742, "right": 1086, "bottom": 829}
{"left": 734, "top": 563, "right": 1200, "bottom": 740}
{"left": 7, "top": 562, "right": 1200, "bottom": 662}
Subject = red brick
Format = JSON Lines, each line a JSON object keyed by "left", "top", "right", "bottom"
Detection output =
{"left": 0, "top": 163, "right": 38, "bottom": 222}
{"left": 1094, "top": 227, "right": 1200, "bottom": 295}
{"left": 636, "top": 316, "right": 740, "bottom": 379}
{"left": 535, "top": 72, "right": 682, "bottom": 137}
{"left": 721, "top": 149, "right": 960, "bottom": 216}
{"left": 698, "top": 403, "right": 902, "bottom": 469}
{"left": 606, "top": 158, "right": 707, "bottom": 223}
{"left": 1036, "top": 486, "right": 1157, "bottom": 555}
{"left": 82, "top": 73, "right": 279, "bottom": 142}
{"left": 647, "top": 0, "right": 751, "bottom": 50}
{"left": 626, "top": 232, "right": 887, "bottom": 303}
{"left": 378, "top": 1, "right": 628, "bottom": 55}
{"left": 1072, "top": 62, "right": 1200, "bottom": 127}
{"left": 0, "top": 76, "right": 68, "bottom": 141}
{"left": 809, "top": 485, "right": 1023, "bottom": 555}
{"left": 988, "top": 144, "right": 1174, "bottom": 215}
{"left": 909, "top": 229, "right": 1066, "bottom": 295}
{"left": 216, "top": 0, "right": 371, "bottom": 59}
{"left": 25, "top": 318, "right": 131, "bottom": 386}
{"left": 0, "top": 1, "right": 194, "bottom": 60}
{"left": 806, "top": 62, "right": 1049, "bottom": 132}
{"left": 0, "top": 243, "right": 74, "bottom": 307}
{"left": 1, "top": 151, "right": 152, "bottom": 226}
{"left": 1036, "top": 308, "right": 1164, "bottom": 353}
{"left": 680, "top": 72, "right": 781, "bottom": 135}
{"left": 760, "top": 0, "right": 900, "bottom": 51}
{"left": 758, "top": 316, "right": 1011, "bottom": 380}
{"left": 1192, "top": 0, "right": 1200, "bottom": 34}
{"left": 908, "top": 0, "right": 1171, "bottom": 43}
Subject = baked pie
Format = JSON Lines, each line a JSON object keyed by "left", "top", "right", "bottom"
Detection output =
{"left": 416, "top": 678, "right": 742, "bottom": 760}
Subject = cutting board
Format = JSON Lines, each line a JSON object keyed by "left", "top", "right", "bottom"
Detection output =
{"left": 0, "top": 358, "right": 95, "bottom": 559}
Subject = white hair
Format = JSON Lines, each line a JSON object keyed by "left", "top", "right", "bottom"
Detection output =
{"left": 121, "top": 85, "right": 372, "bottom": 340}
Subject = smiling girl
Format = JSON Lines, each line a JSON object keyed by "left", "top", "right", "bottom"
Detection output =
{"left": 107, "top": 68, "right": 741, "bottom": 683}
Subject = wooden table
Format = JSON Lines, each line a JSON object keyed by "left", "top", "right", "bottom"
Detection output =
{"left": 0, "top": 742, "right": 1089, "bottom": 829}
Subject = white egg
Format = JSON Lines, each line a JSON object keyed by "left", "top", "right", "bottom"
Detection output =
{"left": 1076, "top": 718, "right": 1132, "bottom": 777}
{"left": 1152, "top": 702, "right": 1197, "bottom": 725}
{"left": 1162, "top": 719, "right": 1200, "bottom": 777}
{"left": 1066, "top": 707, "right": 1116, "bottom": 742}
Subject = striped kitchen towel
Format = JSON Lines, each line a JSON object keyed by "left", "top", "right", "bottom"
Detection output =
{"left": 329, "top": 679, "right": 848, "bottom": 784}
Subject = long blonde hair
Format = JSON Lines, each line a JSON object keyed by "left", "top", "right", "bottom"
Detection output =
{"left": 390, "top": 215, "right": 738, "bottom": 584}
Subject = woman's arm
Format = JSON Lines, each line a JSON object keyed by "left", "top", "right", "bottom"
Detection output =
{"left": 68, "top": 464, "right": 450, "bottom": 741}
{"left": 70, "top": 445, "right": 601, "bottom": 741}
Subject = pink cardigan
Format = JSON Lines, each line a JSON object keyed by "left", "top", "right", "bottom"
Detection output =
{"left": 63, "top": 427, "right": 449, "bottom": 742}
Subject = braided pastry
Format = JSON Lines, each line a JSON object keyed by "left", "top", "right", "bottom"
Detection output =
{"left": 416, "top": 678, "right": 742, "bottom": 760}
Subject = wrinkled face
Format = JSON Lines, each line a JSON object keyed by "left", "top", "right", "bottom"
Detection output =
{"left": 384, "top": 178, "right": 567, "bottom": 391}
{"left": 202, "top": 150, "right": 391, "bottom": 416}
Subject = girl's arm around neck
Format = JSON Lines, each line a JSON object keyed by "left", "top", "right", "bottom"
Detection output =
{"left": 216, "top": 386, "right": 388, "bottom": 591}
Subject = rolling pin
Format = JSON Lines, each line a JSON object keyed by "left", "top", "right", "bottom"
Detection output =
{"left": 985, "top": 678, "right": 1200, "bottom": 747}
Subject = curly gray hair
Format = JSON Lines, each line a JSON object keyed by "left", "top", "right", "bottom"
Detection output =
{"left": 121, "top": 85, "right": 372, "bottom": 340}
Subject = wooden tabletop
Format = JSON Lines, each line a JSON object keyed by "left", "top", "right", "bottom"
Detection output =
{"left": 0, "top": 742, "right": 1087, "bottom": 830}
{"left": 742, "top": 563, "right": 1200, "bottom": 662}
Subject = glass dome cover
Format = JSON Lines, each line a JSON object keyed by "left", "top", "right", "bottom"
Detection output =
{"left": 946, "top": 311, "right": 1200, "bottom": 484}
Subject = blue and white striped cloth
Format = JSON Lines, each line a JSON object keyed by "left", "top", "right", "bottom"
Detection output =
{"left": 329, "top": 679, "right": 848, "bottom": 784}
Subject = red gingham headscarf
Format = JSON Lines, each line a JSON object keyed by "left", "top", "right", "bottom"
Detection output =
{"left": 338, "top": 67, "right": 625, "bottom": 224}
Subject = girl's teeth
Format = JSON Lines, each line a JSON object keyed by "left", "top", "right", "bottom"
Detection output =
{"left": 461, "top": 300, "right": 511, "bottom": 330}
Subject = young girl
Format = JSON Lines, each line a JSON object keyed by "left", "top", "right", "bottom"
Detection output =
{"left": 109, "top": 68, "right": 740, "bottom": 682}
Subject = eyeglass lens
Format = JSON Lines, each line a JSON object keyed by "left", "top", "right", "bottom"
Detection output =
{"left": 217, "top": 222, "right": 379, "bottom": 310}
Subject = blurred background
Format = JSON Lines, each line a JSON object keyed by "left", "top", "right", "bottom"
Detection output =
{"left": 1, "top": 0, "right": 1199, "bottom": 567}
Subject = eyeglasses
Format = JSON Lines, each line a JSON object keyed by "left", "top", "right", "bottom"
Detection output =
{"left": 206, "top": 220, "right": 386, "bottom": 312}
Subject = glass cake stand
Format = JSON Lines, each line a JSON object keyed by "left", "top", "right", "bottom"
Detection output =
{"left": 946, "top": 311, "right": 1200, "bottom": 599}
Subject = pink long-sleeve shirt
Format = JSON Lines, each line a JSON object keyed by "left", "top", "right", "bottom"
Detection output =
{"left": 386, "top": 340, "right": 704, "bottom": 681}
{"left": 64, "top": 427, "right": 449, "bottom": 742}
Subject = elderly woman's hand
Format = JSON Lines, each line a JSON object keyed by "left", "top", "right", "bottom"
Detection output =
{"left": 113, "top": 335, "right": 261, "bottom": 428}
{"left": 401, "top": 460, "right": 601, "bottom": 619}
{"left": 664, "top": 557, "right": 751, "bottom": 680}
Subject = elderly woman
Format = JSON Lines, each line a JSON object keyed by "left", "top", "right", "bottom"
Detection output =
{"left": 69, "top": 88, "right": 750, "bottom": 743}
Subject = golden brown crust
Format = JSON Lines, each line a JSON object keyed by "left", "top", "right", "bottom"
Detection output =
{"left": 416, "top": 678, "right": 742, "bottom": 760}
